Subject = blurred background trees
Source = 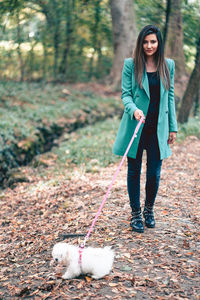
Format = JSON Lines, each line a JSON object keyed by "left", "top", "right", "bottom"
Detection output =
{"left": 164, "top": 0, "right": 186, "bottom": 82}
{"left": 0, "top": 0, "right": 113, "bottom": 82}
{"left": 109, "top": 0, "right": 137, "bottom": 88}
{"left": 0, "top": 0, "right": 199, "bottom": 122}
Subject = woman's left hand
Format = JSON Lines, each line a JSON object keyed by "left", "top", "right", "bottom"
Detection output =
{"left": 168, "top": 132, "right": 176, "bottom": 144}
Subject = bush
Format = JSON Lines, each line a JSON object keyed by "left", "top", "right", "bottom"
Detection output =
{"left": 177, "top": 116, "right": 200, "bottom": 142}
{"left": 0, "top": 81, "right": 121, "bottom": 184}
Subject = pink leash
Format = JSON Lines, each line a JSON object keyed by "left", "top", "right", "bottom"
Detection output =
{"left": 78, "top": 116, "right": 145, "bottom": 263}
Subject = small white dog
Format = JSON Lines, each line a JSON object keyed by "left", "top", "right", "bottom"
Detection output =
{"left": 51, "top": 242, "right": 114, "bottom": 280}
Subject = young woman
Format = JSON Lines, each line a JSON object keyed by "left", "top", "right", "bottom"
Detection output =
{"left": 113, "top": 25, "right": 178, "bottom": 233}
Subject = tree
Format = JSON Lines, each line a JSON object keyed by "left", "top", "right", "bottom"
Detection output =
{"left": 0, "top": 0, "right": 199, "bottom": 83}
{"left": 58, "top": 0, "right": 75, "bottom": 79}
{"left": 109, "top": 0, "right": 137, "bottom": 89}
{"left": 16, "top": 8, "right": 25, "bottom": 81}
{"left": 163, "top": 0, "right": 171, "bottom": 45}
{"left": 193, "top": 86, "right": 200, "bottom": 116}
{"left": 164, "top": 0, "right": 186, "bottom": 82}
{"left": 87, "top": 0, "right": 102, "bottom": 79}
{"left": 178, "top": 32, "right": 200, "bottom": 123}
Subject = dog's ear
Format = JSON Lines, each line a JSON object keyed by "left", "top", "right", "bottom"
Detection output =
{"left": 63, "top": 250, "right": 70, "bottom": 267}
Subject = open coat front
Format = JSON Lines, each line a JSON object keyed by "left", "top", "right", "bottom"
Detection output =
{"left": 113, "top": 57, "right": 178, "bottom": 160}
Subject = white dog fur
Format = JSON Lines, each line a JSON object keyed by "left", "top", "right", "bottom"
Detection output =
{"left": 52, "top": 242, "right": 114, "bottom": 279}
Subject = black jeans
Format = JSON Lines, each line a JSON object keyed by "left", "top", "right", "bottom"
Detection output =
{"left": 127, "top": 128, "right": 162, "bottom": 211}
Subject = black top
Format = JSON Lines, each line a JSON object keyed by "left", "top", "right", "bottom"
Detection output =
{"left": 144, "top": 71, "right": 160, "bottom": 132}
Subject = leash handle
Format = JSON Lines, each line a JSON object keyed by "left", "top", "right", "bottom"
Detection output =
{"left": 80, "top": 116, "right": 145, "bottom": 249}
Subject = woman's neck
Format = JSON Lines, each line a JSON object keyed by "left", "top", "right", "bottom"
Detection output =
{"left": 145, "top": 57, "right": 157, "bottom": 72}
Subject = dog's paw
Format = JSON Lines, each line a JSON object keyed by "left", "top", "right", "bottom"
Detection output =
{"left": 62, "top": 274, "right": 71, "bottom": 280}
{"left": 91, "top": 274, "right": 104, "bottom": 280}
{"left": 62, "top": 272, "right": 77, "bottom": 280}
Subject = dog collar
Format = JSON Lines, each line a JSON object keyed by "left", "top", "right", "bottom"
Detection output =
{"left": 78, "top": 244, "right": 84, "bottom": 265}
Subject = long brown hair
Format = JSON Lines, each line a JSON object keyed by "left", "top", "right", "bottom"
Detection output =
{"left": 133, "top": 25, "right": 171, "bottom": 90}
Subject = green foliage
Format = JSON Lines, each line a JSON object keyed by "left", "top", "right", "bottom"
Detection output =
{"left": 0, "top": 0, "right": 199, "bottom": 80}
{"left": 182, "top": 0, "right": 200, "bottom": 48}
{"left": 134, "top": 0, "right": 166, "bottom": 32}
{"left": 37, "top": 115, "right": 200, "bottom": 175}
{"left": 0, "top": 80, "right": 120, "bottom": 182}
{"left": 0, "top": 80, "right": 119, "bottom": 137}
{"left": 52, "top": 117, "right": 120, "bottom": 172}
{"left": 177, "top": 116, "right": 200, "bottom": 142}
{"left": 134, "top": 0, "right": 200, "bottom": 67}
{"left": 182, "top": 1, "right": 200, "bottom": 68}
{"left": 0, "top": 0, "right": 112, "bottom": 81}
{"left": 0, "top": 0, "right": 24, "bottom": 15}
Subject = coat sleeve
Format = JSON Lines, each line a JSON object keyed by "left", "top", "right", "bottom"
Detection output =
{"left": 121, "top": 58, "right": 138, "bottom": 120}
{"left": 168, "top": 59, "right": 178, "bottom": 132}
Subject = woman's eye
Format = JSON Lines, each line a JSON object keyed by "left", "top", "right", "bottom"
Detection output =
{"left": 143, "top": 40, "right": 157, "bottom": 44}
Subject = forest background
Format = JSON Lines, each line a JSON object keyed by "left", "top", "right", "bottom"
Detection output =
{"left": 0, "top": 0, "right": 200, "bottom": 184}
{"left": 0, "top": 1, "right": 200, "bottom": 298}
{"left": 1, "top": 0, "right": 200, "bottom": 117}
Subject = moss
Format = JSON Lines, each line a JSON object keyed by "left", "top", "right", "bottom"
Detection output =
{"left": 0, "top": 81, "right": 121, "bottom": 186}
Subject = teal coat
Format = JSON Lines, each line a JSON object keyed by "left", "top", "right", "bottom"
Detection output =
{"left": 113, "top": 58, "right": 178, "bottom": 160}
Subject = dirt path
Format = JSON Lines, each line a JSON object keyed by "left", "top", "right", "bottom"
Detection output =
{"left": 0, "top": 136, "right": 199, "bottom": 299}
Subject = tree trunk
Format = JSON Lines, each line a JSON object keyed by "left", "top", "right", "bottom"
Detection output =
{"left": 59, "top": 0, "right": 74, "bottom": 78}
{"left": 165, "top": 0, "right": 186, "bottom": 82}
{"left": 16, "top": 10, "right": 25, "bottom": 81}
{"left": 42, "top": 34, "right": 48, "bottom": 82}
{"left": 96, "top": 40, "right": 103, "bottom": 78}
{"left": 35, "top": 0, "right": 61, "bottom": 80}
{"left": 178, "top": 34, "right": 200, "bottom": 124}
{"left": 193, "top": 85, "right": 200, "bottom": 117}
{"left": 163, "top": 0, "right": 171, "bottom": 46}
{"left": 109, "top": 0, "right": 137, "bottom": 89}
{"left": 52, "top": 0, "right": 61, "bottom": 80}
{"left": 29, "top": 42, "right": 35, "bottom": 80}
{"left": 88, "top": 0, "right": 101, "bottom": 79}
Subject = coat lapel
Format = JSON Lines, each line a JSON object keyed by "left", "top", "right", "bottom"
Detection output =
{"left": 142, "top": 68, "right": 166, "bottom": 101}
{"left": 160, "top": 76, "right": 165, "bottom": 102}
{"left": 142, "top": 68, "right": 150, "bottom": 99}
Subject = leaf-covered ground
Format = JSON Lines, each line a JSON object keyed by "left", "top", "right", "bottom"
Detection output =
{"left": 0, "top": 136, "right": 199, "bottom": 299}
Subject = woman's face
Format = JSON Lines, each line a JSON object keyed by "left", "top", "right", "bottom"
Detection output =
{"left": 143, "top": 33, "right": 158, "bottom": 57}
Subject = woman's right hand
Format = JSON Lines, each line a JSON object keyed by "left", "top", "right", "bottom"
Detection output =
{"left": 134, "top": 109, "right": 145, "bottom": 122}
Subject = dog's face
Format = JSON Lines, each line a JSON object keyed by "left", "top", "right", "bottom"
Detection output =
{"left": 52, "top": 243, "right": 70, "bottom": 266}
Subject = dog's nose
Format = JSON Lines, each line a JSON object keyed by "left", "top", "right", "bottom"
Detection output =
{"left": 55, "top": 258, "right": 58, "bottom": 262}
